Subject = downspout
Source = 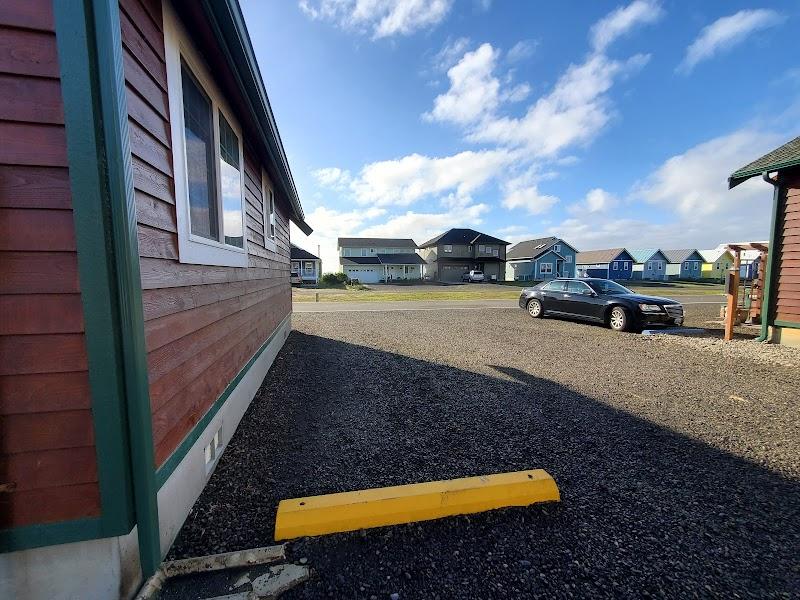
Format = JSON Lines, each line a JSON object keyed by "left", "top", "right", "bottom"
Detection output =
{"left": 756, "top": 171, "right": 782, "bottom": 342}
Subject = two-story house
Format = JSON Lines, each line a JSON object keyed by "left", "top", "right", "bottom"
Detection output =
{"left": 337, "top": 238, "right": 426, "bottom": 283}
{"left": 505, "top": 236, "right": 578, "bottom": 281}
{"left": 418, "top": 229, "right": 510, "bottom": 282}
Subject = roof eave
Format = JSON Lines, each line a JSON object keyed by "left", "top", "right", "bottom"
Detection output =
{"left": 200, "top": 0, "right": 312, "bottom": 235}
{"left": 729, "top": 159, "right": 800, "bottom": 189}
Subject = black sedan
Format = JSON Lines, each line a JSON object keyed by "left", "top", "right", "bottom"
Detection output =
{"left": 518, "top": 278, "right": 684, "bottom": 332}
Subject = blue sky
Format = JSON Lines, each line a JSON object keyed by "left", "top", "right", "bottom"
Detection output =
{"left": 241, "top": 0, "right": 800, "bottom": 270}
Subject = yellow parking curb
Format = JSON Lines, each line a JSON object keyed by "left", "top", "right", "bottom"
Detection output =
{"left": 274, "top": 469, "right": 559, "bottom": 541}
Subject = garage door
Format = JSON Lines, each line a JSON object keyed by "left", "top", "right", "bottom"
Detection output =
{"left": 440, "top": 264, "right": 469, "bottom": 282}
{"left": 345, "top": 267, "right": 380, "bottom": 283}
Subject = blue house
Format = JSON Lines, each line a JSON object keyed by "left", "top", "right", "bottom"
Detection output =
{"left": 575, "top": 248, "right": 634, "bottom": 280}
{"left": 505, "top": 236, "right": 577, "bottom": 280}
{"left": 663, "top": 249, "right": 704, "bottom": 280}
{"left": 629, "top": 249, "right": 668, "bottom": 281}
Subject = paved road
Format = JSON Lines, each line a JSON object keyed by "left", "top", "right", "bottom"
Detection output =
{"left": 293, "top": 295, "right": 725, "bottom": 313}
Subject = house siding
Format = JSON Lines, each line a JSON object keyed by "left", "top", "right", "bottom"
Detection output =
{"left": 0, "top": 2, "right": 101, "bottom": 528}
{"left": 120, "top": 0, "right": 292, "bottom": 467}
{"left": 506, "top": 241, "right": 576, "bottom": 280}
{"left": 775, "top": 171, "right": 800, "bottom": 325}
{"left": 633, "top": 252, "right": 668, "bottom": 281}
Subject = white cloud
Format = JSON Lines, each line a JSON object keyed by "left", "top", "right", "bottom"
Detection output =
{"left": 346, "top": 148, "right": 516, "bottom": 206}
{"left": 678, "top": 9, "right": 785, "bottom": 74}
{"left": 470, "top": 53, "right": 650, "bottom": 156}
{"left": 507, "top": 40, "right": 537, "bottom": 63}
{"left": 312, "top": 167, "right": 352, "bottom": 189}
{"left": 425, "top": 43, "right": 502, "bottom": 125}
{"left": 502, "top": 185, "right": 559, "bottom": 215}
{"left": 590, "top": 0, "right": 664, "bottom": 52}
{"left": 360, "top": 202, "right": 489, "bottom": 244}
{"left": 299, "top": 0, "right": 453, "bottom": 39}
{"left": 430, "top": 36, "right": 471, "bottom": 72}
{"left": 568, "top": 187, "right": 619, "bottom": 214}
{"left": 634, "top": 128, "right": 782, "bottom": 218}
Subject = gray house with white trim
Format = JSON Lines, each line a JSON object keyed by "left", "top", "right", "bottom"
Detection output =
{"left": 505, "top": 236, "right": 578, "bottom": 281}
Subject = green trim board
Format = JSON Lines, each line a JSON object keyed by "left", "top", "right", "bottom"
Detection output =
{"left": 758, "top": 175, "right": 783, "bottom": 340}
{"left": 774, "top": 320, "right": 800, "bottom": 330}
{"left": 0, "top": 518, "right": 105, "bottom": 554}
{"left": 156, "top": 313, "right": 292, "bottom": 488}
{"left": 88, "top": 0, "right": 162, "bottom": 577}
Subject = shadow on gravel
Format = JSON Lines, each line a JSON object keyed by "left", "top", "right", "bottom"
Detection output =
{"left": 168, "top": 332, "right": 799, "bottom": 598}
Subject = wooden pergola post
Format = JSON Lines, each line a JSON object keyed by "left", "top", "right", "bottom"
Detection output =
{"left": 724, "top": 249, "right": 742, "bottom": 341}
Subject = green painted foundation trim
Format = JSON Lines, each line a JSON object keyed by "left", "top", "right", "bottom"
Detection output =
{"left": 0, "top": 518, "right": 105, "bottom": 554}
{"left": 773, "top": 320, "right": 800, "bottom": 329}
{"left": 156, "top": 314, "right": 291, "bottom": 489}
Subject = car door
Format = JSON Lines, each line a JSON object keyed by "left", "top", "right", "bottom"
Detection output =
{"left": 563, "top": 280, "right": 604, "bottom": 321}
{"left": 540, "top": 280, "right": 567, "bottom": 312}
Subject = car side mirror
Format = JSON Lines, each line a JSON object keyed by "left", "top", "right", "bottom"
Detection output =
{"left": 582, "top": 289, "right": 595, "bottom": 296}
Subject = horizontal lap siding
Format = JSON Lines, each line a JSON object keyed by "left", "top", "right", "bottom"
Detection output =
{"left": 120, "top": 0, "right": 292, "bottom": 468}
{"left": 776, "top": 177, "right": 800, "bottom": 323}
{"left": 0, "top": 2, "right": 100, "bottom": 528}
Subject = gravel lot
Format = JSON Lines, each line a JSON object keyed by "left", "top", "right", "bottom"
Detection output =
{"left": 169, "top": 307, "right": 800, "bottom": 598}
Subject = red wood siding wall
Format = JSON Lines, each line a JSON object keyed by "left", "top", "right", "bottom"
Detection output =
{"left": 776, "top": 172, "right": 800, "bottom": 323}
{"left": 119, "top": 0, "right": 292, "bottom": 467}
{"left": 0, "top": 1, "right": 101, "bottom": 528}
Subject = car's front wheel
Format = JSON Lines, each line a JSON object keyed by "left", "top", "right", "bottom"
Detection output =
{"left": 527, "top": 298, "right": 543, "bottom": 318}
{"left": 608, "top": 306, "right": 631, "bottom": 332}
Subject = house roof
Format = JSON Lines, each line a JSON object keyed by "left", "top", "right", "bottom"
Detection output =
{"left": 662, "top": 249, "right": 701, "bottom": 263}
{"left": 575, "top": 248, "right": 627, "bottom": 264}
{"left": 181, "top": 0, "right": 311, "bottom": 233}
{"left": 507, "top": 236, "right": 560, "bottom": 260}
{"left": 340, "top": 256, "right": 381, "bottom": 265}
{"left": 377, "top": 253, "right": 426, "bottom": 265}
{"left": 698, "top": 249, "right": 731, "bottom": 263}
{"left": 290, "top": 244, "right": 319, "bottom": 260}
{"left": 729, "top": 136, "right": 800, "bottom": 188}
{"left": 337, "top": 237, "right": 417, "bottom": 248}
{"left": 419, "top": 228, "right": 509, "bottom": 248}
{"left": 628, "top": 249, "right": 662, "bottom": 263}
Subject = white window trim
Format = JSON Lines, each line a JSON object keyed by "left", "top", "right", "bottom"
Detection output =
{"left": 443, "top": 244, "right": 453, "bottom": 253}
{"left": 164, "top": 2, "right": 248, "bottom": 268}
{"left": 554, "top": 244, "right": 561, "bottom": 253}
{"left": 304, "top": 261, "right": 314, "bottom": 273}
{"left": 540, "top": 262, "right": 553, "bottom": 274}
{"left": 261, "top": 169, "right": 277, "bottom": 252}
{"left": 613, "top": 262, "right": 619, "bottom": 270}
{"left": 565, "top": 255, "right": 572, "bottom": 263}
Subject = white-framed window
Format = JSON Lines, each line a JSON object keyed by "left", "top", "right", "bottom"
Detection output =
{"left": 540, "top": 262, "right": 553, "bottom": 274}
{"left": 304, "top": 261, "right": 314, "bottom": 274}
{"left": 554, "top": 244, "right": 561, "bottom": 253}
{"left": 479, "top": 244, "right": 485, "bottom": 253}
{"left": 658, "top": 262, "right": 663, "bottom": 270}
{"left": 694, "top": 262, "right": 699, "bottom": 270}
{"left": 261, "top": 170, "right": 276, "bottom": 249}
{"left": 647, "top": 261, "right": 652, "bottom": 270}
{"left": 623, "top": 262, "right": 629, "bottom": 270}
{"left": 444, "top": 244, "right": 453, "bottom": 253}
{"left": 493, "top": 248, "right": 499, "bottom": 256}
{"left": 370, "top": 248, "right": 376, "bottom": 254}
{"left": 361, "top": 248, "right": 367, "bottom": 257}
{"left": 565, "top": 255, "right": 572, "bottom": 263}
{"left": 163, "top": 2, "right": 247, "bottom": 267}
{"left": 613, "top": 262, "right": 619, "bottom": 270}
{"left": 291, "top": 261, "right": 300, "bottom": 271}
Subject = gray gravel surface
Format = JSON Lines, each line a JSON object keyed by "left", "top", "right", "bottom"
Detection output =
{"left": 168, "top": 308, "right": 800, "bottom": 598}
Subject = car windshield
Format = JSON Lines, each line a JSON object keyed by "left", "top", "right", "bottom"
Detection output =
{"left": 586, "top": 280, "right": 632, "bottom": 295}
{"left": 473, "top": 271, "right": 483, "bottom": 275}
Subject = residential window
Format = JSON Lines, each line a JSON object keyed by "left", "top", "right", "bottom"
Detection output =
{"left": 694, "top": 262, "right": 699, "bottom": 270}
{"left": 613, "top": 263, "right": 619, "bottom": 270}
{"left": 623, "top": 262, "right": 629, "bottom": 270}
{"left": 493, "top": 248, "right": 499, "bottom": 256}
{"left": 479, "top": 245, "right": 485, "bottom": 253}
{"left": 554, "top": 244, "right": 561, "bottom": 253}
{"left": 164, "top": 5, "right": 247, "bottom": 267}
{"left": 565, "top": 255, "right": 572, "bottom": 263}
{"left": 304, "top": 261, "right": 313, "bottom": 273}
{"left": 361, "top": 248, "right": 367, "bottom": 257}
{"left": 291, "top": 261, "right": 300, "bottom": 271}
{"left": 658, "top": 262, "right": 663, "bottom": 270}
{"left": 444, "top": 244, "right": 453, "bottom": 253}
{"left": 370, "top": 248, "right": 376, "bottom": 254}
{"left": 540, "top": 263, "right": 553, "bottom": 274}
{"left": 647, "top": 261, "right": 652, "bottom": 270}
{"left": 261, "top": 171, "right": 276, "bottom": 248}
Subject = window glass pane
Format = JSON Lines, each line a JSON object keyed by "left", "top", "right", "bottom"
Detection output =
{"left": 181, "top": 65, "right": 217, "bottom": 241}
{"left": 269, "top": 189, "right": 275, "bottom": 238}
{"left": 218, "top": 112, "right": 243, "bottom": 248}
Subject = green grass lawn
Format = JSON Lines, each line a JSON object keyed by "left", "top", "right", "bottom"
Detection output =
{"left": 292, "top": 280, "right": 725, "bottom": 302}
